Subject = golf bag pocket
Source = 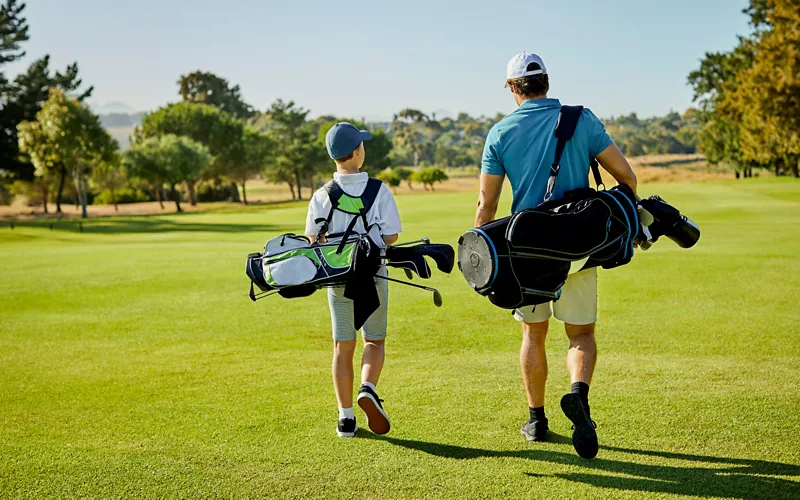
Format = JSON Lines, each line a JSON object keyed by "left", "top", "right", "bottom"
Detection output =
{"left": 265, "top": 256, "right": 318, "bottom": 287}
{"left": 265, "top": 233, "right": 310, "bottom": 257}
{"left": 507, "top": 199, "right": 615, "bottom": 260}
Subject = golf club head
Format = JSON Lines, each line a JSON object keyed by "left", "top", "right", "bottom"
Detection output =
{"left": 404, "top": 269, "right": 413, "bottom": 280}
{"left": 422, "top": 237, "right": 431, "bottom": 244}
{"left": 433, "top": 289, "right": 443, "bottom": 307}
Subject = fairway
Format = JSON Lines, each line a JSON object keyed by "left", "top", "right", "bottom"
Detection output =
{"left": 1, "top": 179, "right": 799, "bottom": 498}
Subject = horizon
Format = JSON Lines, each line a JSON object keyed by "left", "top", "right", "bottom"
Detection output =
{"left": 7, "top": 0, "right": 751, "bottom": 120}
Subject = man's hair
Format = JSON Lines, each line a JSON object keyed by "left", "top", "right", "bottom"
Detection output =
{"left": 507, "top": 63, "right": 550, "bottom": 98}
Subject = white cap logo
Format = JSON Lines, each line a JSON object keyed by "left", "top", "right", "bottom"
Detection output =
{"left": 505, "top": 52, "right": 547, "bottom": 87}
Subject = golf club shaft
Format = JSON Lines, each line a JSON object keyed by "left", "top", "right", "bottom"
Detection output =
{"left": 374, "top": 273, "right": 438, "bottom": 293}
{"left": 392, "top": 237, "right": 430, "bottom": 247}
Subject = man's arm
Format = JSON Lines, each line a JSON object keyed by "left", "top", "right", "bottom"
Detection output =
{"left": 475, "top": 173, "right": 505, "bottom": 226}
{"left": 382, "top": 234, "right": 399, "bottom": 246}
{"left": 596, "top": 143, "right": 638, "bottom": 195}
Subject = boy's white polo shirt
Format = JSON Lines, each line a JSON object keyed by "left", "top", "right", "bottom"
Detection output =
{"left": 305, "top": 172, "right": 402, "bottom": 248}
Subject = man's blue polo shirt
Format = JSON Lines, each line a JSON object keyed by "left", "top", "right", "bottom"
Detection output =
{"left": 481, "top": 98, "right": 613, "bottom": 213}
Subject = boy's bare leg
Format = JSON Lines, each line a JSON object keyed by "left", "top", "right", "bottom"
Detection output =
{"left": 361, "top": 339, "right": 385, "bottom": 386}
{"left": 521, "top": 321, "right": 549, "bottom": 408}
{"left": 332, "top": 340, "right": 357, "bottom": 409}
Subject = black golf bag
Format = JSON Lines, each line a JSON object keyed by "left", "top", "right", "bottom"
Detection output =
{"left": 458, "top": 105, "right": 699, "bottom": 310}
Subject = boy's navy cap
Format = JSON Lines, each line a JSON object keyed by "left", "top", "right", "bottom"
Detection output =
{"left": 326, "top": 122, "right": 372, "bottom": 160}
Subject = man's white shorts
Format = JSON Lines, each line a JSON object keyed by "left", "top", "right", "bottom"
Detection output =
{"left": 513, "top": 267, "right": 597, "bottom": 325}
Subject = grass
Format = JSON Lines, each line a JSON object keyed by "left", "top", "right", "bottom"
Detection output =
{"left": 1, "top": 178, "right": 799, "bottom": 498}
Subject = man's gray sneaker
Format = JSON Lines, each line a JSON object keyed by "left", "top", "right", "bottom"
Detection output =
{"left": 521, "top": 418, "right": 549, "bottom": 442}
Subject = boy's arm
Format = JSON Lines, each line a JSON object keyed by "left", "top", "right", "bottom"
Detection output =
{"left": 377, "top": 185, "right": 402, "bottom": 246}
{"left": 475, "top": 172, "right": 504, "bottom": 226}
{"left": 305, "top": 196, "right": 322, "bottom": 243}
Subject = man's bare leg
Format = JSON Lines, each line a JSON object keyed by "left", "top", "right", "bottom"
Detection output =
{"left": 521, "top": 321, "right": 549, "bottom": 407}
{"left": 520, "top": 320, "right": 549, "bottom": 441}
{"left": 565, "top": 322, "right": 597, "bottom": 385}
{"left": 561, "top": 322, "right": 599, "bottom": 459}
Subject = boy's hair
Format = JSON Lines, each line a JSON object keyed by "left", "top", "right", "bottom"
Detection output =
{"left": 335, "top": 150, "right": 356, "bottom": 162}
{"left": 507, "top": 63, "right": 550, "bottom": 98}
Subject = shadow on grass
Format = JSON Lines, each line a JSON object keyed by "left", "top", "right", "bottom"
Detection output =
{"left": 3, "top": 218, "right": 290, "bottom": 234}
{"left": 365, "top": 434, "right": 800, "bottom": 499}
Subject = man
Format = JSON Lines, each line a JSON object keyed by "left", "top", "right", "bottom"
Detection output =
{"left": 475, "top": 52, "right": 637, "bottom": 459}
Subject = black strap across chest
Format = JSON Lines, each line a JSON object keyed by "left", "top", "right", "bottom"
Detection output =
{"left": 544, "top": 105, "right": 604, "bottom": 202}
{"left": 315, "top": 177, "right": 383, "bottom": 253}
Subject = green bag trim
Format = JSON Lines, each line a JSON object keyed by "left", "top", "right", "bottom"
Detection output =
{"left": 262, "top": 242, "right": 358, "bottom": 287}
{"left": 336, "top": 194, "right": 365, "bottom": 214}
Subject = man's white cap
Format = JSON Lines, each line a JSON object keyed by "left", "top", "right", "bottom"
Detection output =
{"left": 505, "top": 52, "right": 547, "bottom": 87}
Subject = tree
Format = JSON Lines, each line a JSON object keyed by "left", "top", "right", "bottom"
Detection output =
{"left": 178, "top": 71, "right": 254, "bottom": 120}
{"left": 135, "top": 102, "right": 244, "bottom": 203}
{"left": 91, "top": 151, "right": 125, "bottom": 211}
{"left": 124, "top": 135, "right": 210, "bottom": 213}
{"left": 729, "top": 0, "right": 800, "bottom": 177}
{"left": 252, "top": 100, "right": 324, "bottom": 200}
{"left": 391, "top": 108, "right": 429, "bottom": 167}
{"left": 234, "top": 128, "right": 272, "bottom": 205}
{"left": 17, "top": 89, "right": 115, "bottom": 218}
{"left": 1, "top": 1, "right": 93, "bottom": 185}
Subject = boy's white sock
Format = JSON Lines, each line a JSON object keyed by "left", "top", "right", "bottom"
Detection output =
{"left": 361, "top": 382, "right": 376, "bottom": 392}
{"left": 339, "top": 407, "right": 355, "bottom": 420}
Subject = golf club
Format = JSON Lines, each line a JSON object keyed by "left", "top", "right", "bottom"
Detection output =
{"left": 392, "top": 237, "right": 431, "bottom": 247}
{"left": 374, "top": 274, "right": 443, "bottom": 307}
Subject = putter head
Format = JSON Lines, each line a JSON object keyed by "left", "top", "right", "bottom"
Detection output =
{"left": 433, "top": 289, "right": 443, "bottom": 307}
{"left": 422, "top": 237, "right": 431, "bottom": 244}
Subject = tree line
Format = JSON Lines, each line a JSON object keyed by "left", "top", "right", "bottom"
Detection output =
{"left": 12, "top": 0, "right": 796, "bottom": 217}
{"left": 688, "top": 0, "right": 800, "bottom": 178}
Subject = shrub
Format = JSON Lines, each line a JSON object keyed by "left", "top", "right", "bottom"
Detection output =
{"left": 376, "top": 169, "right": 401, "bottom": 191}
{"left": 93, "top": 188, "right": 152, "bottom": 205}
{"left": 411, "top": 168, "right": 449, "bottom": 191}
{"left": 393, "top": 167, "right": 414, "bottom": 189}
{"left": 196, "top": 181, "right": 235, "bottom": 202}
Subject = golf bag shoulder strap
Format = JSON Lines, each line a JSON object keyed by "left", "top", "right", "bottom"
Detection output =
{"left": 322, "top": 177, "right": 382, "bottom": 216}
{"left": 318, "top": 177, "right": 384, "bottom": 243}
{"left": 545, "top": 105, "right": 584, "bottom": 202}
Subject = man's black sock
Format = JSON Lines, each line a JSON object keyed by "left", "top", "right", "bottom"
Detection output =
{"left": 529, "top": 406, "right": 546, "bottom": 423}
{"left": 571, "top": 381, "right": 590, "bottom": 415}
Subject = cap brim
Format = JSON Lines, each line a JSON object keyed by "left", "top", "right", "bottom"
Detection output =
{"left": 360, "top": 130, "right": 372, "bottom": 141}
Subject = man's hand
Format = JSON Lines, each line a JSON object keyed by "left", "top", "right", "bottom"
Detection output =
{"left": 596, "top": 143, "right": 638, "bottom": 195}
{"left": 475, "top": 173, "right": 504, "bottom": 227}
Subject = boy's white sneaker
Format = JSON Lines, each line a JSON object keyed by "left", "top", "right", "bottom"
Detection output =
{"left": 357, "top": 385, "right": 391, "bottom": 435}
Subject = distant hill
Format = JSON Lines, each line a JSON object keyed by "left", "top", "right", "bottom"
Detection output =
{"left": 91, "top": 101, "right": 138, "bottom": 115}
{"left": 98, "top": 111, "right": 142, "bottom": 150}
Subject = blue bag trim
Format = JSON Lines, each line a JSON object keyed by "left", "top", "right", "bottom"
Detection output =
{"left": 472, "top": 228, "right": 499, "bottom": 288}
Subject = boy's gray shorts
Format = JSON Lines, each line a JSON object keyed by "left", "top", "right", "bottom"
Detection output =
{"left": 327, "top": 266, "right": 388, "bottom": 342}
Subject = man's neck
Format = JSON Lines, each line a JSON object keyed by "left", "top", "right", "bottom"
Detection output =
{"left": 515, "top": 93, "right": 548, "bottom": 106}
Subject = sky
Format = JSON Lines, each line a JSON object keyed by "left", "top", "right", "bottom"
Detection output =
{"left": 6, "top": 0, "right": 752, "bottom": 120}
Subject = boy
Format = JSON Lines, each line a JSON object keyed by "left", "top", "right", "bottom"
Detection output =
{"left": 306, "top": 122, "right": 402, "bottom": 438}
